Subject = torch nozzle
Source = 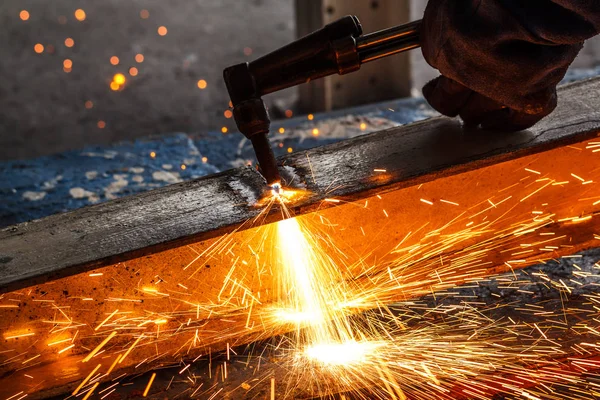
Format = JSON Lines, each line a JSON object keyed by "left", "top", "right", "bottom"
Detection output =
{"left": 224, "top": 16, "right": 421, "bottom": 189}
{"left": 250, "top": 133, "right": 281, "bottom": 185}
{"left": 271, "top": 182, "right": 283, "bottom": 196}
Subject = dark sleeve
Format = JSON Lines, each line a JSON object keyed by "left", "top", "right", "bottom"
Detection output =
{"left": 499, "top": 0, "right": 600, "bottom": 44}
{"left": 422, "top": 0, "right": 600, "bottom": 115}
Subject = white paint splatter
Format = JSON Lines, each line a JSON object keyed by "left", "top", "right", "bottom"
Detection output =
{"left": 23, "top": 191, "right": 46, "bottom": 201}
{"left": 228, "top": 179, "right": 258, "bottom": 205}
{"left": 42, "top": 175, "right": 63, "bottom": 189}
{"left": 152, "top": 170, "right": 181, "bottom": 184}
{"left": 85, "top": 171, "right": 98, "bottom": 180}
{"left": 230, "top": 159, "right": 253, "bottom": 169}
{"left": 105, "top": 175, "right": 129, "bottom": 200}
{"left": 81, "top": 151, "right": 117, "bottom": 159}
{"left": 281, "top": 165, "right": 306, "bottom": 189}
{"left": 69, "top": 187, "right": 97, "bottom": 202}
{"left": 161, "top": 164, "right": 173, "bottom": 170}
{"left": 131, "top": 175, "right": 144, "bottom": 183}
{"left": 129, "top": 167, "right": 144, "bottom": 174}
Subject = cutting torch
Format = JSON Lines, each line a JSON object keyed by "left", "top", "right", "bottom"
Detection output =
{"left": 224, "top": 16, "right": 421, "bottom": 186}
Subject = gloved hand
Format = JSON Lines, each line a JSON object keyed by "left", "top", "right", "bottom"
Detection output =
{"left": 421, "top": 0, "right": 600, "bottom": 132}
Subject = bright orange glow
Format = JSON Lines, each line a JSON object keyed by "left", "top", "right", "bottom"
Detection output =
{"left": 82, "top": 331, "right": 117, "bottom": 362}
{"left": 113, "top": 73, "right": 126, "bottom": 85}
{"left": 274, "top": 309, "right": 320, "bottom": 324}
{"left": 129, "top": 67, "right": 139, "bottom": 77}
{"left": 140, "top": 9, "right": 150, "bottom": 19}
{"left": 20, "top": 10, "right": 30, "bottom": 21}
{"left": 110, "top": 82, "right": 120, "bottom": 91}
{"left": 64, "top": 38, "right": 74, "bottom": 47}
{"left": 5, "top": 132, "right": 600, "bottom": 399}
{"left": 82, "top": 382, "right": 99, "bottom": 400}
{"left": 285, "top": 109, "right": 293, "bottom": 118}
{"left": 287, "top": 147, "right": 293, "bottom": 153}
{"left": 135, "top": 54, "right": 144, "bottom": 63}
{"left": 157, "top": 26, "right": 168, "bottom": 36}
{"left": 74, "top": 9, "right": 86, "bottom": 21}
{"left": 97, "top": 121, "right": 106, "bottom": 129}
{"left": 308, "top": 114, "right": 314, "bottom": 121}
{"left": 273, "top": 216, "right": 366, "bottom": 363}
{"left": 224, "top": 110, "right": 233, "bottom": 119}
{"left": 63, "top": 59, "right": 72, "bottom": 69}
{"left": 221, "top": 127, "right": 228, "bottom": 134}
{"left": 180, "top": 164, "right": 186, "bottom": 170}
{"left": 5, "top": 332, "right": 35, "bottom": 340}
{"left": 279, "top": 127, "right": 285, "bottom": 134}
{"left": 143, "top": 372, "right": 156, "bottom": 397}
{"left": 110, "top": 56, "right": 119, "bottom": 66}
{"left": 197, "top": 79, "right": 207, "bottom": 89}
{"left": 360, "top": 122, "right": 367, "bottom": 131}
{"left": 312, "top": 128, "right": 319, "bottom": 136}
{"left": 34, "top": 43, "right": 44, "bottom": 54}
{"left": 58, "top": 344, "right": 75, "bottom": 354}
{"left": 305, "top": 341, "right": 383, "bottom": 366}
{"left": 276, "top": 218, "right": 325, "bottom": 325}
{"left": 72, "top": 364, "right": 101, "bottom": 395}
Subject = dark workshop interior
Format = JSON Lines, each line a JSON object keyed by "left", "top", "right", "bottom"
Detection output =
{"left": 2, "top": 1, "right": 600, "bottom": 399}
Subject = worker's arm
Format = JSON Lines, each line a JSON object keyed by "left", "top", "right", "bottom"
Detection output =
{"left": 421, "top": 0, "right": 600, "bottom": 131}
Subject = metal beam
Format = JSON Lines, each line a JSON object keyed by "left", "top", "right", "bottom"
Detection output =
{"left": 1, "top": 78, "right": 599, "bottom": 294}
{"left": 0, "top": 78, "right": 599, "bottom": 399}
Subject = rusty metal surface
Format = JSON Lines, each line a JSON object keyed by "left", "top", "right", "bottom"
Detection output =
{"left": 0, "top": 97, "right": 430, "bottom": 227}
{"left": 1, "top": 130, "right": 600, "bottom": 398}
{"left": 49, "top": 247, "right": 600, "bottom": 400}
{"left": 0, "top": 78, "right": 599, "bottom": 297}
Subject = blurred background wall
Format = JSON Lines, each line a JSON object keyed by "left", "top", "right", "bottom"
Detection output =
{"left": 1, "top": 0, "right": 599, "bottom": 161}
{"left": 0, "top": 0, "right": 295, "bottom": 160}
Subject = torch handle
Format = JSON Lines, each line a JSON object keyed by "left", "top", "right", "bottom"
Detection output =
{"left": 356, "top": 20, "right": 421, "bottom": 64}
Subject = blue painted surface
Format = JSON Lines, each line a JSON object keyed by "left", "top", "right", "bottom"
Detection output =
{"left": 0, "top": 97, "right": 434, "bottom": 227}
{"left": 563, "top": 66, "right": 600, "bottom": 83}
{"left": 0, "top": 134, "right": 218, "bottom": 226}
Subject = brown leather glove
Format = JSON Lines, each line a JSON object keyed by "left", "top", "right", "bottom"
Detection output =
{"left": 422, "top": 0, "right": 600, "bottom": 132}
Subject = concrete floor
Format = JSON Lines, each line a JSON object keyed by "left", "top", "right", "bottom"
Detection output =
{"left": 1, "top": 0, "right": 600, "bottom": 161}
